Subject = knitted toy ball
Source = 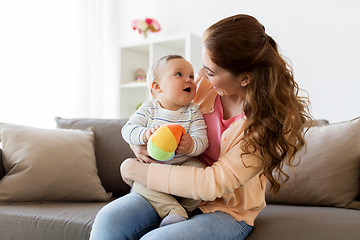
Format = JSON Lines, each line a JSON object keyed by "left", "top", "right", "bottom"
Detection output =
{"left": 147, "top": 124, "right": 186, "bottom": 161}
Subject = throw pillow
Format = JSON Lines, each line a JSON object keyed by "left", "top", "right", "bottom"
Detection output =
{"left": 0, "top": 122, "right": 112, "bottom": 202}
{"left": 266, "top": 117, "right": 360, "bottom": 209}
{"left": 55, "top": 117, "right": 134, "bottom": 197}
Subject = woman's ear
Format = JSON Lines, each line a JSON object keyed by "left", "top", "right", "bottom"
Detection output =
{"left": 152, "top": 81, "right": 162, "bottom": 93}
{"left": 240, "top": 72, "right": 251, "bottom": 87}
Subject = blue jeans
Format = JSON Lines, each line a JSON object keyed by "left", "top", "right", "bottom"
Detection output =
{"left": 90, "top": 192, "right": 253, "bottom": 240}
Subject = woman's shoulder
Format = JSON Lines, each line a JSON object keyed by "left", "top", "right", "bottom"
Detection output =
{"left": 194, "top": 76, "right": 212, "bottom": 92}
{"left": 193, "top": 76, "right": 217, "bottom": 114}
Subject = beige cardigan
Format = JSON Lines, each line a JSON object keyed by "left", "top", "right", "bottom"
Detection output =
{"left": 147, "top": 77, "right": 267, "bottom": 226}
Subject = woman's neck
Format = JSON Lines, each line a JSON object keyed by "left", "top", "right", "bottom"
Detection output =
{"left": 220, "top": 95, "right": 245, "bottom": 120}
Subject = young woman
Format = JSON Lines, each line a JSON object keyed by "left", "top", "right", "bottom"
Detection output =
{"left": 90, "top": 14, "right": 311, "bottom": 240}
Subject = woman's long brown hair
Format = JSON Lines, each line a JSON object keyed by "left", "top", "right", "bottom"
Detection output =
{"left": 204, "top": 14, "right": 312, "bottom": 194}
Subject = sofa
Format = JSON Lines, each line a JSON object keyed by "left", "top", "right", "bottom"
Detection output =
{"left": 0, "top": 117, "right": 359, "bottom": 240}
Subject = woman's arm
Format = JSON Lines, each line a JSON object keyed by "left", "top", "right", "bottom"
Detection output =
{"left": 120, "top": 158, "right": 148, "bottom": 186}
{"left": 121, "top": 142, "right": 264, "bottom": 201}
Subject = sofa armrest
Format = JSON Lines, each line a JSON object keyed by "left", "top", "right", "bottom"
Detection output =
{"left": 0, "top": 148, "right": 5, "bottom": 180}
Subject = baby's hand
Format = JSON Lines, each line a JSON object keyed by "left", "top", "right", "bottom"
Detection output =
{"left": 176, "top": 133, "right": 194, "bottom": 154}
{"left": 143, "top": 125, "right": 160, "bottom": 143}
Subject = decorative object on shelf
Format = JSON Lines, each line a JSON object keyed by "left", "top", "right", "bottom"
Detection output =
{"left": 132, "top": 18, "right": 161, "bottom": 39}
{"left": 135, "top": 68, "right": 146, "bottom": 82}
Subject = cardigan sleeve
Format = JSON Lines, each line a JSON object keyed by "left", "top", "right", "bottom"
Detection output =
{"left": 147, "top": 142, "right": 264, "bottom": 201}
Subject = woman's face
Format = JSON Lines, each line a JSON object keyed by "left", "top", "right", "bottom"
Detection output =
{"left": 198, "top": 47, "right": 250, "bottom": 97}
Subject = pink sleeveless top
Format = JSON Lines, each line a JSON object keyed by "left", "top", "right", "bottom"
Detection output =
{"left": 200, "top": 95, "right": 245, "bottom": 166}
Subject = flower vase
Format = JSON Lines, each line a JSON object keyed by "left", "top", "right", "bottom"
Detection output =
{"left": 143, "top": 31, "right": 148, "bottom": 39}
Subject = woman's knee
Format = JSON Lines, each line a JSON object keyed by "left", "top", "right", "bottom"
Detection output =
{"left": 93, "top": 202, "right": 120, "bottom": 226}
{"left": 90, "top": 201, "right": 125, "bottom": 239}
{"left": 91, "top": 193, "right": 162, "bottom": 240}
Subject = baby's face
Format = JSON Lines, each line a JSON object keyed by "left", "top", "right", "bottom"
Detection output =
{"left": 155, "top": 58, "right": 196, "bottom": 110}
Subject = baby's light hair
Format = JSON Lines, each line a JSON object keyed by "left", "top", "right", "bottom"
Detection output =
{"left": 146, "top": 54, "right": 184, "bottom": 98}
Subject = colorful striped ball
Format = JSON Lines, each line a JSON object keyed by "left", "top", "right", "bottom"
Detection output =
{"left": 147, "top": 124, "right": 186, "bottom": 161}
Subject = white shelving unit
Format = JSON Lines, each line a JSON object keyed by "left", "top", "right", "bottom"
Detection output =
{"left": 119, "top": 33, "right": 202, "bottom": 118}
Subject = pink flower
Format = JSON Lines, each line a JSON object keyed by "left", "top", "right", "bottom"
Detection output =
{"left": 149, "top": 19, "right": 161, "bottom": 32}
{"left": 132, "top": 18, "right": 161, "bottom": 38}
{"left": 132, "top": 20, "right": 139, "bottom": 30}
{"left": 145, "top": 18, "right": 153, "bottom": 25}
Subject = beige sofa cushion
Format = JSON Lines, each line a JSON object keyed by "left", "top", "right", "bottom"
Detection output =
{"left": 55, "top": 117, "right": 134, "bottom": 197}
{"left": 266, "top": 117, "right": 360, "bottom": 209}
{"left": 0, "top": 122, "right": 111, "bottom": 202}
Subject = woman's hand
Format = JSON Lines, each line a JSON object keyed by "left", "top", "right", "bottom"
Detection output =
{"left": 129, "top": 144, "right": 159, "bottom": 164}
{"left": 129, "top": 144, "right": 151, "bottom": 163}
{"left": 176, "top": 133, "right": 194, "bottom": 154}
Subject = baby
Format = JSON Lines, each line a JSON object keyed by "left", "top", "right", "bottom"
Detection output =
{"left": 121, "top": 55, "right": 208, "bottom": 227}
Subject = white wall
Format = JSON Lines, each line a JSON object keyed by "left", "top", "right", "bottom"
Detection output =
{"left": 0, "top": 0, "right": 81, "bottom": 128}
{"left": 118, "top": 0, "right": 360, "bottom": 123}
{"left": 1, "top": 0, "right": 358, "bottom": 128}
{"left": 0, "top": 0, "right": 120, "bottom": 128}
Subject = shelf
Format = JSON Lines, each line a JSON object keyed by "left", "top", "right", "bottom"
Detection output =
{"left": 120, "top": 82, "right": 147, "bottom": 88}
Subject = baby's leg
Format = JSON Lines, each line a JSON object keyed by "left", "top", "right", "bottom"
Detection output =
{"left": 177, "top": 158, "right": 206, "bottom": 213}
{"left": 132, "top": 182, "right": 188, "bottom": 220}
